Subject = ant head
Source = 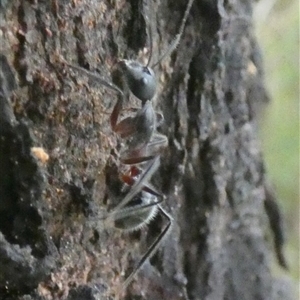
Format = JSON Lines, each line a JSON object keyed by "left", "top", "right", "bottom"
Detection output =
{"left": 119, "top": 60, "right": 156, "bottom": 102}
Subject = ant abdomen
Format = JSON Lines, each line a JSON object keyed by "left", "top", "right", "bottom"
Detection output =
{"left": 114, "top": 191, "right": 158, "bottom": 231}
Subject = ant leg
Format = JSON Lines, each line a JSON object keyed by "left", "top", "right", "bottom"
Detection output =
{"left": 110, "top": 97, "right": 124, "bottom": 132}
{"left": 120, "top": 133, "right": 167, "bottom": 165}
{"left": 112, "top": 111, "right": 162, "bottom": 139}
{"left": 101, "top": 189, "right": 164, "bottom": 225}
{"left": 112, "top": 115, "right": 139, "bottom": 138}
{"left": 108, "top": 156, "right": 161, "bottom": 216}
{"left": 64, "top": 62, "right": 136, "bottom": 136}
{"left": 122, "top": 205, "right": 173, "bottom": 290}
{"left": 63, "top": 62, "right": 140, "bottom": 139}
{"left": 64, "top": 62, "right": 141, "bottom": 138}
{"left": 148, "top": 133, "right": 168, "bottom": 149}
{"left": 121, "top": 153, "right": 156, "bottom": 165}
{"left": 119, "top": 107, "right": 163, "bottom": 126}
{"left": 121, "top": 166, "right": 163, "bottom": 198}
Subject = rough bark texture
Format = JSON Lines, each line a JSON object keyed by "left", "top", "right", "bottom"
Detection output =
{"left": 0, "top": 0, "right": 293, "bottom": 300}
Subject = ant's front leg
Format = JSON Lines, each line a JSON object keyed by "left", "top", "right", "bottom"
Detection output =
{"left": 110, "top": 97, "right": 124, "bottom": 132}
{"left": 110, "top": 97, "right": 146, "bottom": 139}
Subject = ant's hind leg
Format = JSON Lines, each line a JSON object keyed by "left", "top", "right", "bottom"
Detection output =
{"left": 102, "top": 189, "right": 164, "bottom": 229}
{"left": 122, "top": 205, "right": 173, "bottom": 290}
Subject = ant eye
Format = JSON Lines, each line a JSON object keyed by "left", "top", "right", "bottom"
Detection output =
{"left": 141, "top": 77, "right": 148, "bottom": 86}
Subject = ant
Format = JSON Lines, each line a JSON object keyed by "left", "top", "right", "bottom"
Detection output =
{"left": 65, "top": 0, "right": 194, "bottom": 292}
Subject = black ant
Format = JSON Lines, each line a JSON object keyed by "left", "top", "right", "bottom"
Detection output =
{"left": 64, "top": 0, "right": 194, "bottom": 292}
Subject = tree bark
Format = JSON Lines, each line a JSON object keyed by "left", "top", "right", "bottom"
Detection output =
{"left": 0, "top": 0, "right": 293, "bottom": 300}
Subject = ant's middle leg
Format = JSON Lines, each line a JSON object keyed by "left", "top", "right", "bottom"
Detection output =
{"left": 121, "top": 165, "right": 164, "bottom": 199}
{"left": 120, "top": 107, "right": 164, "bottom": 127}
{"left": 120, "top": 132, "right": 168, "bottom": 165}
{"left": 107, "top": 156, "right": 161, "bottom": 216}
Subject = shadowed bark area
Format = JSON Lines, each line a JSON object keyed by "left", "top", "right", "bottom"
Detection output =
{"left": 0, "top": 0, "right": 293, "bottom": 300}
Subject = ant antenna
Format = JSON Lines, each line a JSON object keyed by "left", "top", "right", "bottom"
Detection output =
{"left": 152, "top": 0, "right": 194, "bottom": 68}
{"left": 145, "top": 0, "right": 154, "bottom": 67}
{"left": 65, "top": 62, "right": 124, "bottom": 96}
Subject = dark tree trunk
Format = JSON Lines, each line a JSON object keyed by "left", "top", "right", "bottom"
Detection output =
{"left": 0, "top": 0, "right": 292, "bottom": 300}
